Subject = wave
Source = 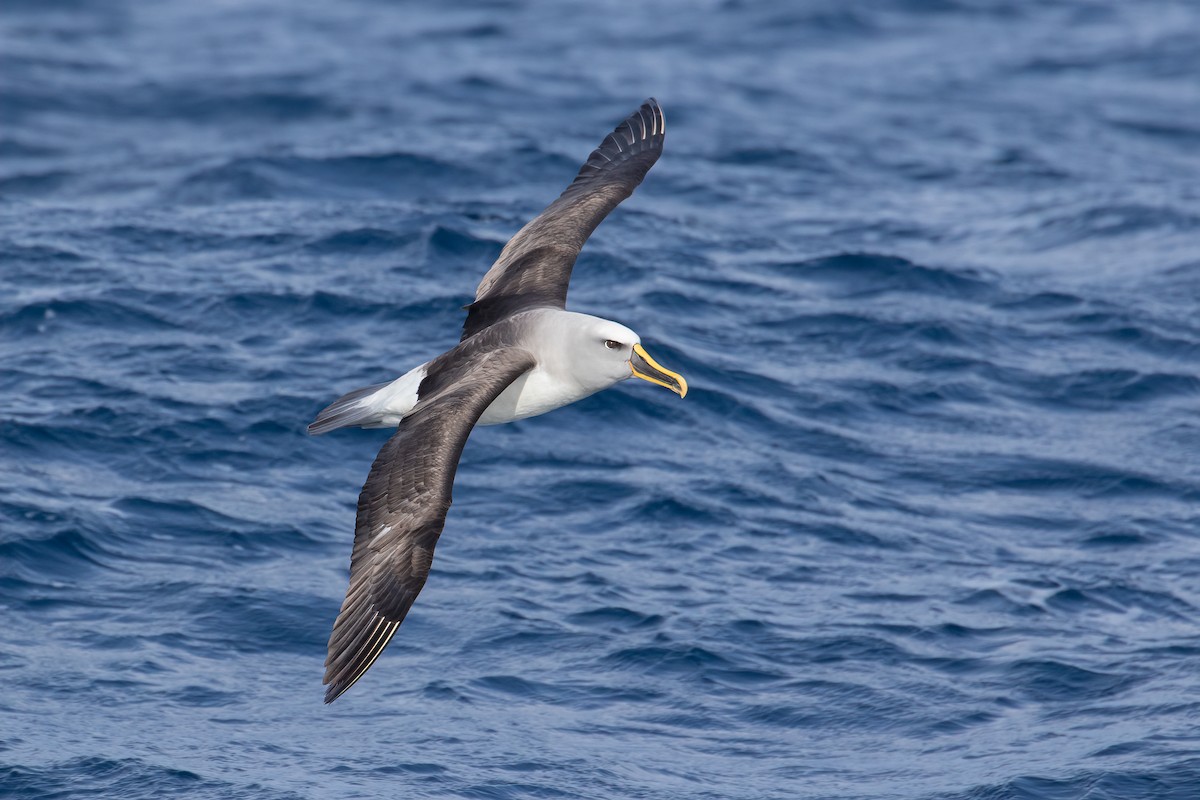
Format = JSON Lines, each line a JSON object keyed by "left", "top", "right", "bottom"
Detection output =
{"left": 166, "top": 153, "right": 475, "bottom": 204}
{"left": 934, "top": 759, "right": 1200, "bottom": 800}
{"left": 0, "top": 757, "right": 304, "bottom": 800}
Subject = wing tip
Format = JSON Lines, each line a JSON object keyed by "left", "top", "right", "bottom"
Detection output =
{"left": 323, "top": 675, "right": 362, "bottom": 704}
{"left": 564, "top": 98, "right": 666, "bottom": 190}
{"left": 323, "top": 613, "right": 401, "bottom": 704}
{"left": 635, "top": 97, "right": 664, "bottom": 139}
{"left": 624, "top": 97, "right": 665, "bottom": 145}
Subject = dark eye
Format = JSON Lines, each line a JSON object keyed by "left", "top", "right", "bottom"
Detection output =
{"left": 604, "top": 339, "right": 621, "bottom": 350}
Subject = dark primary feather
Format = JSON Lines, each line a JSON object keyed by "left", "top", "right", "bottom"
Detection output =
{"left": 323, "top": 338, "right": 536, "bottom": 703}
{"left": 461, "top": 98, "right": 665, "bottom": 340}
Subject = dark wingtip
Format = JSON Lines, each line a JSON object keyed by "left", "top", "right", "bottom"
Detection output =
{"left": 323, "top": 683, "right": 345, "bottom": 704}
{"left": 322, "top": 612, "right": 401, "bottom": 706}
{"left": 642, "top": 97, "right": 662, "bottom": 127}
{"left": 610, "top": 97, "right": 665, "bottom": 151}
{"left": 567, "top": 98, "right": 665, "bottom": 189}
{"left": 322, "top": 665, "right": 364, "bottom": 704}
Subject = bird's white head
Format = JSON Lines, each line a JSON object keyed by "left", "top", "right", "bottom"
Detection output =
{"left": 555, "top": 313, "right": 688, "bottom": 398}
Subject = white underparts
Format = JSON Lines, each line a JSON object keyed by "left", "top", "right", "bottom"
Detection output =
{"left": 477, "top": 365, "right": 598, "bottom": 425}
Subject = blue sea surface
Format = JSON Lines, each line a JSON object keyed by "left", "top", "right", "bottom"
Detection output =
{"left": 3, "top": 1, "right": 1200, "bottom": 798}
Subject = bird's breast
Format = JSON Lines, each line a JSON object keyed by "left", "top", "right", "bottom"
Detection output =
{"left": 477, "top": 367, "right": 593, "bottom": 426}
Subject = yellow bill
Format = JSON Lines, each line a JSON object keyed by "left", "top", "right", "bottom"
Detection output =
{"left": 630, "top": 343, "right": 688, "bottom": 397}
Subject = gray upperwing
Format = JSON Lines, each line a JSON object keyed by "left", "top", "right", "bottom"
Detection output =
{"left": 322, "top": 344, "right": 537, "bottom": 703}
{"left": 461, "top": 98, "right": 665, "bottom": 340}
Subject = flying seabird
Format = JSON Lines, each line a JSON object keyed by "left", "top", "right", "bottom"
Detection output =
{"left": 309, "top": 98, "right": 686, "bottom": 703}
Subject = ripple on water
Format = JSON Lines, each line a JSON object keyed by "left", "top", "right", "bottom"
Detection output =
{"left": 937, "top": 760, "right": 1200, "bottom": 800}
{"left": 165, "top": 153, "right": 475, "bottom": 204}
{"left": 792, "top": 253, "right": 998, "bottom": 301}
{"left": 997, "top": 660, "right": 1143, "bottom": 704}
{"left": 0, "top": 757, "right": 304, "bottom": 800}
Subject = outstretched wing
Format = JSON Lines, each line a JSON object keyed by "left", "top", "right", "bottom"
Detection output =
{"left": 323, "top": 343, "right": 536, "bottom": 703}
{"left": 461, "top": 98, "right": 665, "bottom": 340}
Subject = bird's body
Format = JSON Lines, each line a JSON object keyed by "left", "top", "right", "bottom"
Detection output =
{"left": 310, "top": 99, "right": 685, "bottom": 703}
{"left": 310, "top": 310, "right": 641, "bottom": 433}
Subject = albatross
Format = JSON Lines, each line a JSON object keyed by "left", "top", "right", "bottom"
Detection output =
{"left": 309, "top": 98, "right": 685, "bottom": 703}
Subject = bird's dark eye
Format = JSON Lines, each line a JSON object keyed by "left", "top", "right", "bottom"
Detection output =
{"left": 604, "top": 339, "right": 621, "bottom": 350}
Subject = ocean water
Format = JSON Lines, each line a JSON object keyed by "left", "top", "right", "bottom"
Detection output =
{"left": 2, "top": 0, "right": 1199, "bottom": 797}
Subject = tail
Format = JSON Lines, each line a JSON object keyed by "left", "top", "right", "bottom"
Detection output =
{"left": 307, "top": 382, "right": 391, "bottom": 435}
